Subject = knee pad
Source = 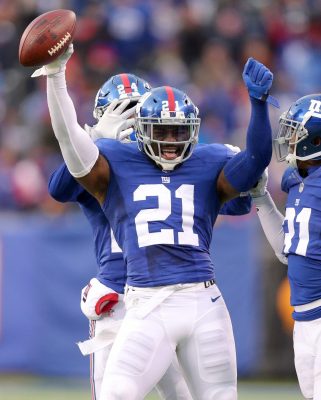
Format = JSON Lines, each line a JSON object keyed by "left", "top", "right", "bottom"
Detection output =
{"left": 108, "top": 317, "right": 169, "bottom": 376}
{"left": 196, "top": 326, "right": 236, "bottom": 382}
{"left": 114, "top": 330, "right": 157, "bottom": 375}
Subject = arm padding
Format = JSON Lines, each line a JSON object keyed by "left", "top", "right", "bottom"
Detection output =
{"left": 253, "top": 191, "right": 288, "bottom": 265}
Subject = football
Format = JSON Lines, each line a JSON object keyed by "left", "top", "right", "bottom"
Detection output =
{"left": 19, "top": 9, "right": 76, "bottom": 67}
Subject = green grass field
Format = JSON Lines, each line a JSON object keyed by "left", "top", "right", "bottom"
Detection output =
{"left": 0, "top": 375, "right": 303, "bottom": 399}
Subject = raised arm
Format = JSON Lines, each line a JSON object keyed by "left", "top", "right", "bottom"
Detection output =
{"left": 32, "top": 45, "right": 109, "bottom": 205}
{"left": 217, "top": 58, "right": 277, "bottom": 203}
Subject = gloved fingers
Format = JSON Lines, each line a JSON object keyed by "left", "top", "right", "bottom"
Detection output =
{"left": 66, "top": 43, "right": 74, "bottom": 56}
{"left": 260, "top": 71, "right": 273, "bottom": 87}
{"left": 243, "top": 57, "right": 268, "bottom": 83}
{"left": 32, "top": 43, "right": 74, "bottom": 77}
{"left": 118, "top": 127, "right": 134, "bottom": 141}
{"left": 106, "top": 99, "right": 119, "bottom": 114}
{"left": 251, "top": 61, "right": 263, "bottom": 82}
{"left": 49, "top": 42, "right": 74, "bottom": 67}
{"left": 123, "top": 117, "right": 135, "bottom": 129}
{"left": 243, "top": 57, "right": 254, "bottom": 77}
{"left": 31, "top": 67, "right": 46, "bottom": 77}
{"left": 256, "top": 65, "right": 266, "bottom": 83}
{"left": 121, "top": 103, "right": 136, "bottom": 119}
{"left": 59, "top": 43, "right": 74, "bottom": 63}
{"left": 114, "top": 98, "right": 131, "bottom": 115}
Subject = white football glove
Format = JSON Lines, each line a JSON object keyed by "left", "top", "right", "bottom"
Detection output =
{"left": 81, "top": 277, "right": 119, "bottom": 320}
{"left": 249, "top": 168, "right": 268, "bottom": 198}
{"left": 31, "top": 43, "right": 74, "bottom": 77}
{"left": 85, "top": 98, "right": 136, "bottom": 142}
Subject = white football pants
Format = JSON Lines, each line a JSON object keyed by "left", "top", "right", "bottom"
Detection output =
{"left": 99, "top": 282, "right": 237, "bottom": 400}
{"left": 293, "top": 318, "right": 321, "bottom": 399}
{"left": 89, "top": 296, "right": 193, "bottom": 400}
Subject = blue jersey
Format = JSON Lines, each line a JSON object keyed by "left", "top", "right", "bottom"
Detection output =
{"left": 97, "top": 139, "right": 236, "bottom": 287}
{"left": 282, "top": 166, "right": 321, "bottom": 319}
{"left": 48, "top": 164, "right": 126, "bottom": 293}
{"left": 48, "top": 159, "right": 250, "bottom": 293}
{"left": 219, "top": 195, "right": 252, "bottom": 215}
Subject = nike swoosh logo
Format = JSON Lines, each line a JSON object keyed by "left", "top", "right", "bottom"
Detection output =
{"left": 211, "top": 295, "right": 221, "bottom": 303}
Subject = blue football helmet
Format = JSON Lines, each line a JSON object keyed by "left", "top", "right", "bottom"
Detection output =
{"left": 274, "top": 94, "right": 321, "bottom": 167}
{"left": 93, "top": 73, "right": 151, "bottom": 120}
{"left": 135, "top": 86, "right": 200, "bottom": 170}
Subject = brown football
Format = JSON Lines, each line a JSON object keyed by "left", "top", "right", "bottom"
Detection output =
{"left": 19, "top": 9, "right": 76, "bottom": 67}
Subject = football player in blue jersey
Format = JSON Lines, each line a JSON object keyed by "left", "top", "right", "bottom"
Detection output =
{"left": 250, "top": 94, "right": 321, "bottom": 400}
{"left": 34, "top": 43, "right": 276, "bottom": 400}
{"left": 48, "top": 72, "right": 252, "bottom": 400}
{"left": 48, "top": 72, "right": 196, "bottom": 400}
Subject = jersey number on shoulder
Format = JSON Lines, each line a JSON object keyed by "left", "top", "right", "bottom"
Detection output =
{"left": 283, "top": 207, "right": 311, "bottom": 256}
{"left": 134, "top": 184, "right": 199, "bottom": 248}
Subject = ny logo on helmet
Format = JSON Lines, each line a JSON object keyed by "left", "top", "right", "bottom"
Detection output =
{"left": 309, "top": 99, "right": 321, "bottom": 113}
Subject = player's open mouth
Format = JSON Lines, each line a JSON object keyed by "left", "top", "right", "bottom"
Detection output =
{"left": 161, "top": 146, "right": 180, "bottom": 160}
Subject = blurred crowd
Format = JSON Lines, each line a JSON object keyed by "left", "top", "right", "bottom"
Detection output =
{"left": 1, "top": 0, "right": 321, "bottom": 212}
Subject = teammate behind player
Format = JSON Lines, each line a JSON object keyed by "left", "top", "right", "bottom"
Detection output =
{"left": 37, "top": 44, "right": 276, "bottom": 399}
{"left": 250, "top": 94, "right": 321, "bottom": 400}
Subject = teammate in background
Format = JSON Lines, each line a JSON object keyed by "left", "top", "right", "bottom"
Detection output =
{"left": 35, "top": 43, "right": 276, "bottom": 399}
{"left": 49, "top": 72, "right": 252, "bottom": 400}
{"left": 249, "top": 94, "right": 321, "bottom": 400}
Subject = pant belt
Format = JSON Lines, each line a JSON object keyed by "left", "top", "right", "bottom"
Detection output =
{"left": 125, "top": 280, "right": 216, "bottom": 293}
{"left": 126, "top": 280, "right": 216, "bottom": 319}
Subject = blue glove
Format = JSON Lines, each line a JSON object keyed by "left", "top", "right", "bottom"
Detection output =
{"left": 242, "top": 57, "right": 279, "bottom": 108}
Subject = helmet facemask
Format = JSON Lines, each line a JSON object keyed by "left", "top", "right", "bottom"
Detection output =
{"left": 136, "top": 111, "right": 200, "bottom": 171}
{"left": 274, "top": 110, "right": 321, "bottom": 167}
{"left": 135, "top": 88, "right": 201, "bottom": 171}
{"left": 274, "top": 111, "right": 308, "bottom": 167}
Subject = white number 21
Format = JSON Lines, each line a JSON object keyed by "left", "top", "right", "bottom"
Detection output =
{"left": 133, "top": 184, "right": 199, "bottom": 248}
